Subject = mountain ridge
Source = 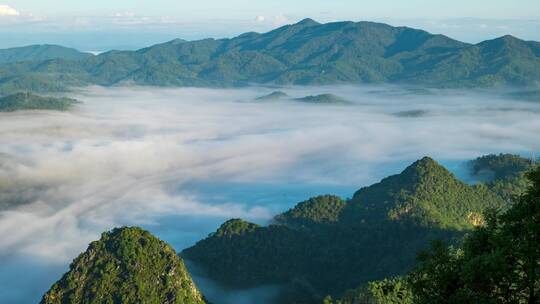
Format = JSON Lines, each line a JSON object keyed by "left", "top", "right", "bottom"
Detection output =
{"left": 0, "top": 44, "right": 92, "bottom": 65}
{"left": 182, "top": 155, "right": 524, "bottom": 302}
{"left": 0, "top": 19, "right": 539, "bottom": 94}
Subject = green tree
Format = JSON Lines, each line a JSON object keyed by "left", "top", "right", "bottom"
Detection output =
{"left": 409, "top": 166, "right": 540, "bottom": 303}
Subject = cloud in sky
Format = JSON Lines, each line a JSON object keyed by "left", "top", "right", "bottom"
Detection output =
{"left": 0, "top": 4, "right": 19, "bottom": 16}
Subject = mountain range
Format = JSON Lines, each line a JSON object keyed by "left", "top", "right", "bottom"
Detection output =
{"left": 0, "top": 44, "right": 91, "bottom": 65}
{"left": 40, "top": 154, "right": 533, "bottom": 303}
{"left": 1, "top": 19, "right": 540, "bottom": 94}
{"left": 182, "top": 154, "right": 532, "bottom": 303}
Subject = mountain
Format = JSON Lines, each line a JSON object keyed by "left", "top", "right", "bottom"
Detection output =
{"left": 468, "top": 153, "right": 534, "bottom": 203}
{"left": 294, "top": 94, "right": 350, "bottom": 104}
{"left": 41, "top": 227, "right": 206, "bottom": 304}
{"left": 0, "top": 20, "right": 539, "bottom": 94}
{"left": 255, "top": 91, "right": 289, "bottom": 101}
{"left": 345, "top": 157, "right": 505, "bottom": 229}
{"left": 0, "top": 44, "right": 92, "bottom": 64}
{"left": 0, "top": 92, "right": 79, "bottom": 112}
{"left": 183, "top": 157, "right": 515, "bottom": 303}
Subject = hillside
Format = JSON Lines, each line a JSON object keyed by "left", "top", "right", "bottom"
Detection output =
{"left": 41, "top": 227, "right": 206, "bottom": 304}
{"left": 294, "top": 94, "right": 350, "bottom": 104}
{"left": 0, "top": 20, "right": 539, "bottom": 93}
{"left": 0, "top": 92, "right": 79, "bottom": 112}
{"left": 0, "top": 44, "right": 91, "bottom": 64}
{"left": 183, "top": 156, "right": 517, "bottom": 303}
{"left": 255, "top": 91, "right": 289, "bottom": 101}
{"left": 346, "top": 157, "right": 505, "bottom": 229}
{"left": 468, "top": 153, "right": 534, "bottom": 202}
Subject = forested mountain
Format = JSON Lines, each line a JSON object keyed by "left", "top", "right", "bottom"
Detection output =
{"left": 1, "top": 19, "right": 540, "bottom": 94}
{"left": 183, "top": 156, "right": 530, "bottom": 303}
{"left": 0, "top": 44, "right": 91, "bottom": 64}
{"left": 41, "top": 227, "right": 206, "bottom": 304}
{"left": 0, "top": 92, "right": 79, "bottom": 112}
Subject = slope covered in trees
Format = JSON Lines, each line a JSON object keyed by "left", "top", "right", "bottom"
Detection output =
{"left": 41, "top": 227, "right": 206, "bottom": 304}
{"left": 0, "top": 44, "right": 91, "bottom": 65}
{"left": 1, "top": 20, "right": 540, "bottom": 94}
{"left": 469, "top": 153, "right": 534, "bottom": 203}
{"left": 183, "top": 156, "right": 525, "bottom": 303}
{"left": 408, "top": 165, "right": 540, "bottom": 303}
{"left": 0, "top": 92, "right": 79, "bottom": 112}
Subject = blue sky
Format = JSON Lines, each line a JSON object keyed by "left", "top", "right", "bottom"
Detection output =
{"left": 4, "top": 0, "right": 539, "bottom": 19}
{"left": 0, "top": 1, "right": 538, "bottom": 50}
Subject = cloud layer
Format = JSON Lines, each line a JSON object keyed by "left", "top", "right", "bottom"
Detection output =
{"left": 0, "top": 85, "right": 539, "bottom": 303}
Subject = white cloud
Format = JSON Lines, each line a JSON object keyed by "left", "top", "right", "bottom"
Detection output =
{"left": 255, "top": 15, "right": 265, "bottom": 22}
{"left": 0, "top": 85, "right": 539, "bottom": 302}
{"left": 274, "top": 14, "right": 290, "bottom": 26}
{"left": 0, "top": 4, "right": 19, "bottom": 16}
{"left": 112, "top": 12, "right": 135, "bottom": 17}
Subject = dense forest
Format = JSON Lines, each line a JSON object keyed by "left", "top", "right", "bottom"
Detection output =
{"left": 0, "top": 92, "right": 79, "bottom": 112}
{"left": 40, "top": 227, "right": 206, "bottom": 304}
{"left": 182, "top": 154, "right": 534, "bottom": 303}
{"left": 1, "top": 20, "right": 540, "bottom": 95}
{"left": 40, "top": 154, "right": 537, "bottom": 303}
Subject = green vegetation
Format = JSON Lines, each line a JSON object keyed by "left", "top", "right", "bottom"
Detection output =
{"left": 41, "top": 227, "right": 206, "bottom": 304}
{"left": 324, "top": 277, "right": 413, "bottom": 304}
{"left": 294, "top": 94, "right": 350, "bottom": 104}
{"left": 184, "top": 156, "right": 524, "bottom": 303}
{"left": 326, "top": 157, "right": 539, "bottom": 304}
{"left": 275, "top": 195, "right": 347, "bottom": 228}
{"left": 408, "top": 166, "right": 540, "bottom": 303}
{"left": 211, "top": 219, "right": 261, "bottom": 237}
{"left": 1, "top": 20, "right": 539, "bottom": 94}
{"left": 0, "top": 44, "right": 91, "bottom": 65}
{"left": 346, "top": 157, "right": 505, "bottom": 230}
{"left": 0, "top": 92, "right": 79, "bottom": 112}
{"left": 469, "top": 153, "right": 533, "bottom": 203}
{"left": 392, "top": 110, "right": 429, "bottom": 117}
{"left": 255, "top": 91, "right": 289, "bottom": 101}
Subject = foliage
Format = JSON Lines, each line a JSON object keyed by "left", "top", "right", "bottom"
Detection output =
{"left": 0, "top": 44, "right": 91, "bottom": 65}
{"left": 211, "top": 219, "right": 260, "bottom": 237}
{"left": 470, "top": 153, "right": 533, "bottom": 181}
{"left": 408, "top": 166, "right": 540, "bottom": 303}
{"left": 275, "top": 195, "right": 347, "bottom": 228}
{"left": 294, "top": 94, "right": 350, "bottom": 104}
{"left": 469, "top": 153, "right": 533, "bottom": 203}
{"left": 41, "top": 227, "right": 206, "bottom": 304}
{"left": 347, "top": 157, "right": 505, "bottom": 230}
{"left": 324, "top": 277, "right": 413, "bottom": 304}
{"left": 183, "top": 156, "right": 512, "bottom": 303}
{"left": 1, "top": 20, "right": 540, "bottom": 94}
{"left": 0, "top": 92, "right": 79, "bottom": 112}
{"left": 255, "top": 91, "right": 289, "bottom": 101}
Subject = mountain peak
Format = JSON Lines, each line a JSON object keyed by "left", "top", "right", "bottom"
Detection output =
{"left": 41, "top": 227, "right": 206, "bottom": 304}
{"left": 403, "top": 156, "right": 446, "bottom": 175}
{"left": 350, "top": 157, "right": 504, "bottom": 229}
{"left": 296, "top": 18, "right": 320, "bottom": 26}
{"left": 478, "top": 34, "right": 526, "bottom": 48}
{"left": 275, "top": 195, "right": 346, "bottom": 228}
{"left": 168, "top": 38, "right": 187, "bottom": 45}
{"left": 213, "top": 219, "right": 260, "bottom": 237}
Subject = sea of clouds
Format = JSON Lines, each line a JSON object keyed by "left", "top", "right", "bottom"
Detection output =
{"left": 0, "top": 85, "right": 539, "bottom": 303}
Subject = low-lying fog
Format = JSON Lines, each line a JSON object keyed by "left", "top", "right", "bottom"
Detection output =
{"left": 0, "top": 85, "right": 539, "bottom": 303}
